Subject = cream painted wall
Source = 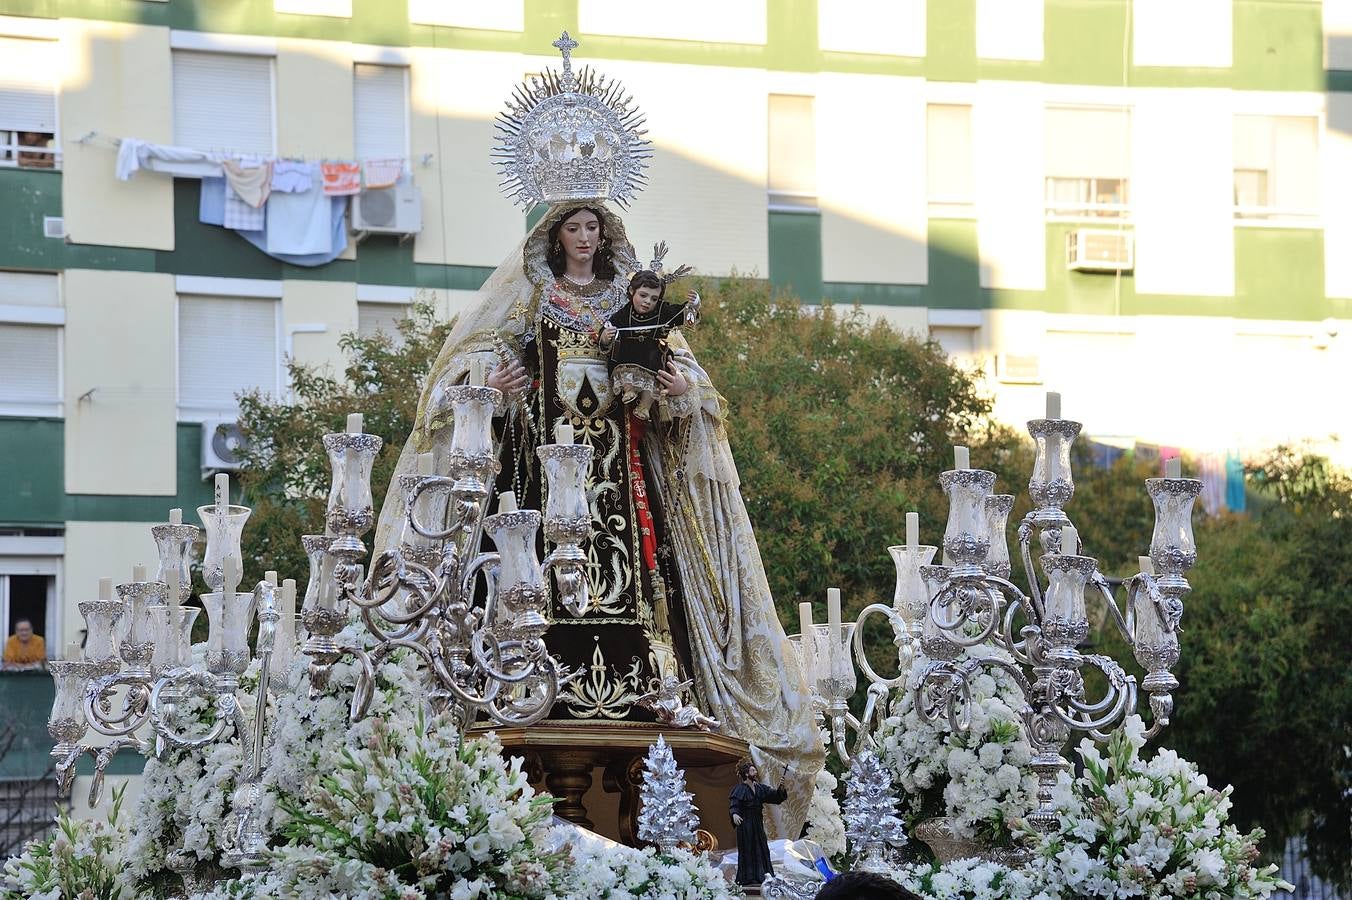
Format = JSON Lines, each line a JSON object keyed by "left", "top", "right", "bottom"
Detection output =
{"left": 62, "top": 521, "right": 160, "bottom": 651}
{"left": 63, "top": 269, "right": 177, "bottom": 495}
{"left": 59, "top": 19, "right": 175, "bottom": 251}
{"left": 410, "top": 47, "right": 527, "bottom": 268}
{"left": 597, "top": 60, "right": 769, "bottom": 277}
{"left": 818, "top": 0, "right": 925, "bottom": 57}
{"left": 819, "top": 74, "right": 927, "bottom": 284}
{"left": 275, "top": 38, "right": 354, "bottom": 159}
{"left": 976, "top": 0, "right": 1044, "bottom": 62}
{"left": 974, "top": 82, "right": 1045, "bottom": 291}
{"left": 1327, "top": 0, "right": 1352, "bottom": 69}
{"left": 1132, "top": 90, "right": 1234, "bottom": 297}
{"left": 1133, "top": 0, "right": 1232, "bottom": 69}
{"left": 858, "top": 304, "right": 928, "bottom": 339}
{"left": 580, "top": 0, "right": 766, "bottom": 45}
{"left": 283, "top": 279, "right": 356, "bottom": 375}
{"left": 1324, "top": 94, "right": 1352, "bottom": 298}
{"left": 409, "top": 0, "right": 523, "bottom": 30}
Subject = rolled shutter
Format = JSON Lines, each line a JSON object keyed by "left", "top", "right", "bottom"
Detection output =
{"left": 178, "top": 296, "right": 279, "bottom": 412}
{"left": 172, "top": 51, "right": 273, "bottom": 155}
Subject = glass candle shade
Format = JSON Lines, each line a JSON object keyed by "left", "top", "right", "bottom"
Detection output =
{"left": 117, "top": 581, "right": 166, "bottom": 673}
{"left": 919, "top": 565, "right": 960, "bottom": 661}
{"left": 198, "top": 503, "right": 251, "bottom": 592}
{"left": 300, "top": 534, "right": 330, "bottom": 612}
{"left": 78, "top": 599, "right": 124, "bottom": 675}
{"left": 48, "top": 660, "right": 95, "bottom": 744}
{"left": 484, "top": 508, "right": 546, "bottom": 641}
{"left": 323, "top": 432, "right": 383, "bottom": 536}
{"left": 150, "top": 605, "right": 200, "bottom": 671}
{"left": 939, "top": 469, "right": 996, "bottom": 567}
{"left": 397, "top": 473, "right": 453, "bottom": 567}
{"left": 1027, "top": 419, "right": 1082, "bottom": 515}
{"left": 888, "top": 544, "right": 937, "bottom": 631}
{"left": 1131, "top": 580, "right": 1181, "bottom": 675}
{"left": 201, "top": 590, "right": 257, "bottom": 659}
{"left": 1039, "top": 553, "right": 1095, "bottom": 652}
{"left": 538, "top": 443, "right": 592, "bottom": 541}
{"left": 802, "top": 622, "right": 856, "bottom": 699}
{"left": 443, "top": 385, "right": 501, "bottom": 463}
{"left": 1147, "top": 478, "right": 1202, "bottom": 575}
{"left": 152, "top": 523, "right": 200, "bottom": 602}
{"left": 983, "top": 495, "right": 1015, "bottom": 579}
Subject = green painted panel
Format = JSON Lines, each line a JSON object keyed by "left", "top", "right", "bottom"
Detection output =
{"left": 765, "top": 0, "right": 819, "bottom": 72}
{"left": 823, "top": 282, "right": 924, "bottom": 307}
{"left": 0, "top": 418, "right": 64, "bottom": 525}
{"left": 1233, "top": 226, "right": 1326, "bottom": 320}
{"left": 0, "top": 420, "right": 214, "bottom": 527}
{"left": 1233, "top": 1, "right": 1323, "bottom": 92}
{"left": 158, "top": 180, "right": 282, "bottom": 280}
{"left": 927, "top": 0, "right": 976, "bottom": 84}
{"left": 0, "top": 170, "right": 70, "bottom": 271}
{"left": 1042, "top": 0, "right": 1132, "bottom": 87}
{"left": 1042, "top": 222, "right": 1134, "bottom": 317}
{"left": 768, "top": 210, "right": 822, "bottom": 302}
{"left": 927, "top": 218, "right": 982, "bottom": 309}
{"left": 0, "top": 670, "right": 145, "bottom": 779}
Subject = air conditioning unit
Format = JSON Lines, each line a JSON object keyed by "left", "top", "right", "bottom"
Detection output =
{"left": 995, "top": 352, "right": 1042, "bottom": 384}
{"left": 1066, "top": 228, "right": 1134, "bottom": 273}
{"left": 353, "top": 178, "right": 422, "bottom": 239}
{"left": 202, "top": 420, "right": 248, "bottom": 474}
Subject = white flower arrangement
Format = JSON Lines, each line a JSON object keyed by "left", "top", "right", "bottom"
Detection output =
{"left": 804, "top": 764, "right": 846, "bottom": 861}
{"left": 1, "top": 784, "right": 131, "bottom": 900}
{"left": 1017, "top": 716, "right": 1291, "bottom": 899}
{"left": 556, "top": 842, "right": 734, "bottom": 900}
{"left": 895, "top": 856, "right": 1055, "bottom": 900}
{"left": 874, "top": 647, "right": 1037, "bottom": 842}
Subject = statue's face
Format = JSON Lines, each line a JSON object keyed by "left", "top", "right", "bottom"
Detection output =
{"left": 631, "top": 284, "right": 661, "bottom": 313}
{"left": 558, "top": 209, "right": 601, "bottom": 269}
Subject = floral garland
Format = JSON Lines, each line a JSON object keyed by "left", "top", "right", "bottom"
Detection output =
{"left": 1, "top": 785, "right": 130, "bottom": 900}
{"left": 874, "top": 647, "right": 1038, "bottom": 843}
{"left": 803, "top": 764, "right": 846, "bottom": 862}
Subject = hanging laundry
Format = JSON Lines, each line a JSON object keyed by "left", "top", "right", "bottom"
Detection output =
{"left": 115, "top": 138, "right": 224, "bottom": 180}
{"left": 266, "top": 171, "right": 332, "bottom": 256}
{"left": 223, "top": 185, "right": 265, "bottom": 230}
{"left": 271, "top": 160, "right": 314, "bottom": 193}
{"left": 321, "top": 161, "right": 362, "bottom": 195}
{"left": 223, "top": 159, "right": 274, "bottom": 208}
{"left": 1225, "top": 452, "right": 1247, "bottom": 513}
{"left": 199, "top": 177, "right": 349, "bottom": 266}
{"left": 362, "top": 158, "right": 404, "bottom": 190}
{"left": 1199, "top": 452, "right": 1227, "bottom": 516}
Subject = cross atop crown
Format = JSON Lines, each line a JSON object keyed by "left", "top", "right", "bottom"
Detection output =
{"left": 553, "top": 31, "right": 579, "bottom": 91}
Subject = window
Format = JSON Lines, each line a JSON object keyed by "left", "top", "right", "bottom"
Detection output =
{"left": 177, "top": 295, "right": 280, "bottom": 418}
{"left": 1233, "top": 115, "right": 1319, "bottom": 221}
{"left": 1, "top": 573, "right": 57, "bottom": 664}
{"left": 357, "top": 301, "right": 411, "bottom": 343}
{"left": 0, "top": 272, "right": 61, "bottom": 415}
{"left": 0, "top": 36, "right": 60, "bottom": 170}
{"left": 172, "top": 51, "right": 274, "bottom": 155}
{"left": 408, "top": 0, "right": 525, "bottom": 31}
{"left": 1045, "top": 107, "right": 1132, "bottom": 219}
{"left": 354, "top": 64, "right": 409, "bottom": 164}
{"left": 818, "top": 0, "right": 924, "bottom": 57}
{"left": 926, "top": 104, "right": 974, "bottom": 214}
{"left": 768, "top": 94, "right": 817, "bottom": 210}
{"left": 579, "top": 0, "right": 763, "bottom": 44}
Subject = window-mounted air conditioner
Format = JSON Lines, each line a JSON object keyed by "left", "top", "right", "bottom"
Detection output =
{"left": 353, "top": 179, "right": 422, "bottom": 240}
{"left": 202, "top": 419, "right": 249, "bottom": 475}
{"left": 1066, "top": 228, "right": 1133, "bottom": 273}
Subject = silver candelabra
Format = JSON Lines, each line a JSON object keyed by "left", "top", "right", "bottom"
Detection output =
{"left": 795, "top": 398, "right": 1196, "bottom": 834}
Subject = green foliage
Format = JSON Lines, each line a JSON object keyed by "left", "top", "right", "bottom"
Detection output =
{"left": 1, "top": 784, "right": 128, "bottom": 899}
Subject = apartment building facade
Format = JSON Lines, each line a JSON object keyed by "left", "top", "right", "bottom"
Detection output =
{"left": 1, "top": 0, "right": 1351, "bottom": 661}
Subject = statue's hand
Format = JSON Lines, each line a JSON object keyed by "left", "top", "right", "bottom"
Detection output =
{"left": 657, "top": 359, "right": 689, "bottom": 397}
{"left": 732, "top": 814, "right": 743, "bottom": 827}
{"left": 487, "top": 360, "right": 530, "bottom": 397}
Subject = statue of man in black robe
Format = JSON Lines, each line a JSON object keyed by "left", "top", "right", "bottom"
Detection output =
{"left": 729, "top": 758, "right": 788, "bottom": 885}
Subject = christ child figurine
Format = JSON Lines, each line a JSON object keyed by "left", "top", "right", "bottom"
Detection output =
{"left": 729, "top": 758, "right": 788, "bottom": 886}
{"left": 601, "top": 243, "right": 695, "bottom": 421}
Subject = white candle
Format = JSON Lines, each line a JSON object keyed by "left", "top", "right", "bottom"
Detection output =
{"left": 498, "top": 491, "right": 518, "bottom": 513}
{"left": 906, "top": 511, "right": 919, "bottom": 548}
{"left": 223, "top": 556, "right": 239, "bottom": 594}
{"left": 953, "top": 446, "right": 970, "bottom": 470}
{"left": 798, "top": 601, "right": 816, "bottom": 683}
{"left": 1046, "top": 391, "right": 1061, "bottom": 420}
{"left": 1139, "top": 555, "right": 1155, "bottom": 576}
{"left": 65, "top": 640, "right": 83, "bottom": 661}
{"left": 346, "top": 413, "right": 363, "bottom": 434}
{"left": 215, "top": 472, "right": 230, "bottom": 512}
{"left": 263, "top": 570, "right": 277, "bottom": 586}
{"left": 132, "top": 564, "right": 147, "bottom": 583}
{"left": 169, "top": 508, "right": 182, "bottom": 526}
{"left": 555, "top": 421, "right": 574, "bottom": 445}
{"left": 1061, "top": 525, "right": 1079, "bottom": 555}
{"left": 167, "top": 566, "right": 182, "bottom": 662}
{"left": 1165, "top": 456, "right": 1181, "bottom": 478}
{"left": 827, "top": 587, "right": 842, "bottom": 671}
{"left": 98, "top": 577, "right": 113, "bottom": 602}
{"left": 470, "top": 358, "right": 486, "bottom": 386}
{"left": 281, "top": 578, "right": 298, "bottom": 652}
{"left": 416, "top": 452, "right": 434, "bottom": 476}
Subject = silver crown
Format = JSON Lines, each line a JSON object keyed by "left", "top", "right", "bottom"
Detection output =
{"left": 493, "top": 32, "right": 652, "bottom": 211}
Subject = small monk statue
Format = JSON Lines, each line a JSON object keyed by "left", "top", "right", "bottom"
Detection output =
{"left": 729, "top": 758, "right": 788, "bottom": 886}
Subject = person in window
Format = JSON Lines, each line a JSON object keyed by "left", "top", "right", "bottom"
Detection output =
{"left": 16, "top": 131, "right": 55, "bottom": 169}
{"left": 815, "top": 871, "right": 925, "bottom": 900}
{"left": 2, "top": 619, "right": 46, "bottom": 670}
{"left": 730, "top": 758, "right": 788, "bottom": 885}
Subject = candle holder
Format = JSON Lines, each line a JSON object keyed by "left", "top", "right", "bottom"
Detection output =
{"left": 78, "top": 599, "right": 124, "bottom": 677}
{"left": 1027, "top": 418, "right": 1081, "bottom": 529}
{"left": 538, "top": 441, "right": 593, "bottom": 617}
{"left": 983, "top": 494, "right": 1015, "bottom": 580}
{"left": 199, "top": 503, "right": 250, "bottom": 593}
{"left": 152, "top": 521, "right": 200, "bottom": 602}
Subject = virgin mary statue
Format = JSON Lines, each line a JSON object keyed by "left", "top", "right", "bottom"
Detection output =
{"left": 375, "top": 34, "right": 822, "bottom": 835}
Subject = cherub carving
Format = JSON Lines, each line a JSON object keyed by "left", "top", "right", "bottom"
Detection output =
{"left": 636, "top": 675, "right": 720, "bottom": 732}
